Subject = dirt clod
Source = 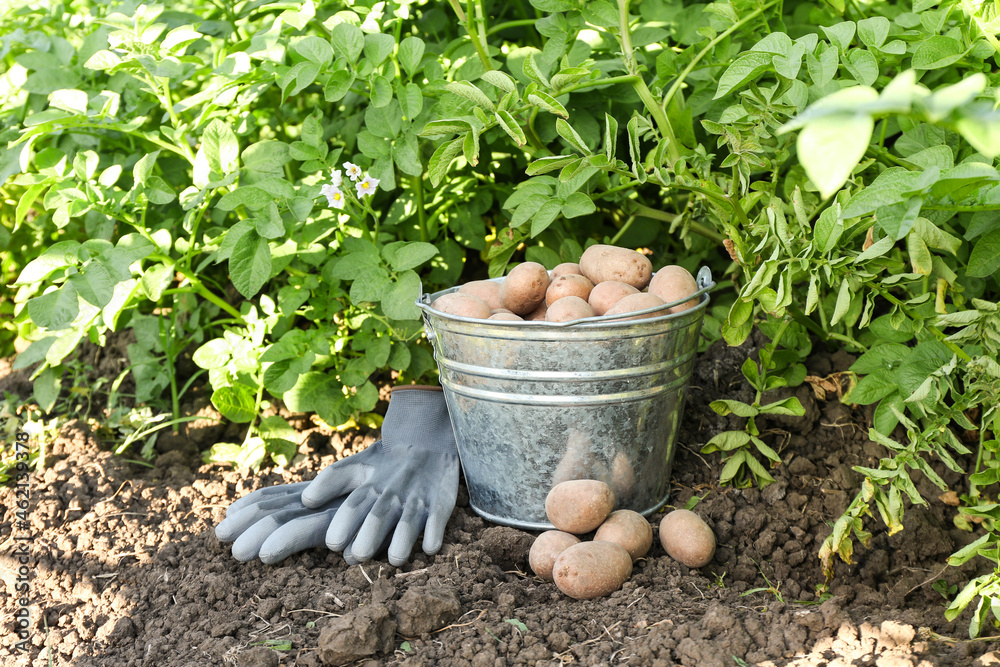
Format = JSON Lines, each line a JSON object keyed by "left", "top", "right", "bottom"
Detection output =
{"left": 317, "top": 603, "right": 395, "bottom": 665}
{"left": 394, "top": 587, "right": 461, "bottom": 636}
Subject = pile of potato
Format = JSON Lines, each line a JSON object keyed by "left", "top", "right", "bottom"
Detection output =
{"left": 529, "top": 480, "right": 717, "bottom": 600}
{"left": 431, "top": 244, "right": 699, "bottom": 323}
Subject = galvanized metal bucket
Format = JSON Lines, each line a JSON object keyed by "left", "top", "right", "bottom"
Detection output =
{"left": 416, "top": 267, "right": 714, "bottom": 530}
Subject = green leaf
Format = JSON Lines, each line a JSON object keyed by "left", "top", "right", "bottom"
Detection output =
{"left": 364, "top": 32, "right": 395, "bottom": 66}
{"left": 714, "top": 52, "right": 773, "bottom": 99}
{"left": 702, "top": 430, "right": 752, "bottom": 453}
{"left": 526, "top": 155, "right": 577, "bottom": 175}
{"left": 814, "top": 203, "right": 844, "bottom": 253}
{"left": 382, "top": 270, "right": 422, "bottom": 320}
{"left": 626, "top": 116, "right": 645, "bottom": 183}
{"left": 969, "top": 229, "right": 1000, "bottom": 278}
{"left": 604, "top": 113, "right": 618, "bottom": 161}
{"left": 370, "top": 75, "right": 393, "bottom": 108}
{"left": 293, "top": 36, "right": 333, "bottom": 65}
{"left": 851, "top": 343, "right": 909, "bottom": 374}
{"left": 229, "top": 230, "right": 272, "bottom": 298}
{"left": 70, "top": 261, "right": 116, "bottom": 308}
{"left": 522, "top": 51, "right": 550, "bottom": 87}
{"left": 797, "top": 112, "right": 873, "bottom": 199}
{"left": 481, "top": 70, "right": 517, "bottom": 93}
{"left": 526, "top": 91, "right": 568, "bottom": 118}
{"left": 33, "top": 366, "right": 60, "bottom": 413}
{"left": 759, "top": 397, "right": 805, "bottom": 416}
{"left": 217, "top": 186, "right": 273, "bottom": 212}
{"left": 212, "top": 384, "right": 256, "bottom": 423}
{"left": 710, "top": 400, "right": 759, "bottom": 418}
{"left": 556, "top": 118, "right": 590, "bottom": 154}
{"left": 389, "top": 242, "right": 439, "bottom": 271}
{"left": 720, "top": 450, "right": 748, "bottom": 485}
{"left": 912, "top": 36, "right": 965, "bottom": 70}
{"left": 324, "top": 70, "right": 356, "bottom": 103}
{"left": 530, "top": 199, "right": 563, "bottom": 237}
{"left": 193, "top": 338, "right": 231, "bottom": 370}
{"left": 427, "top": 137, "right": 465, "bottom": 187}
{"left": 28, "top": 284, "right": 79, "bottom": 330}
{"left": 332, "top": 22, "right": 364, "bottom": 61}
{"left": 463, "top": 130, "right": 480, "bottom": 166}
{"left": 856, "top": 17, "right": 889, "bottom": 48}
{"left": 561, "top": 192, "right": 596, "bottom": 218}
{"left": 844, "top": 49, "right": 878, "bottom": 86}
{"left": 445, "top": 81, "right": 495, "bottom": 111}
{"left": 398, "top": 37, "right": 425, "bottom": 77}
{"left": 820, "top": 21, "right": 856, "bottom": 52}
{"left": 495, "top": 110, "right": 526, "bottom": 146}
{"left": 846, "top": 368, "right": 897, "bottom": 405}
{"left": 420, "top": 119, "right": 474, "bottom": 137}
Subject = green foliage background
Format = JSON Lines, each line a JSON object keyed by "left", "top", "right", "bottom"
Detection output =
{"left": 3, "top": 0, "right": 1000, "bottom": 635}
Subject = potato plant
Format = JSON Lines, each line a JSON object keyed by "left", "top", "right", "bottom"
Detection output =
{"left": 2, "top": 0, "right": 1000, "bottom": 636}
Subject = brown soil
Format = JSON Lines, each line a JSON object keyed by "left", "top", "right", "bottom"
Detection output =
{"left": 3, "top": 340, "right": 1000, "bottom": 666}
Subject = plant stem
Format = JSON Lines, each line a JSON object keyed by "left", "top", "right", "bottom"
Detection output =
{"left": 176, "top": 269, "right": 243, "bottom": 318}
{"left": 486, "top": 18, "right": 536, "bottom": 36}
{"left": 662, "top": 0, "right": 779, "bottom": 110}
{"left": 616, "top": 0, "right": 681, "bottom": 164}
{"left": 413, "top": 175, "right": 428, "bottom": 242}
{"left": 610, "top": 215, "right": 636, "bottom": 245}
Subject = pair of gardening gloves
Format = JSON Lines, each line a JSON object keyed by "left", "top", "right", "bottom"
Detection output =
{"left": 215, "top": 386, "right": 460, "bottom": 566}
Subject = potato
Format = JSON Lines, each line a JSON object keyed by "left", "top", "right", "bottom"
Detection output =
{"left": 500, "top": 262, "right": 550, "bottom": 315}
{"left": 529, "top": 530, "right": 581, "bottom": 581}
{"left": 648, "top": 266, "right": 699, "bottom": 313}
{"left": 546, "top": 274, "right": 594, "bottom": 306}
{"left": 545, "top": 479, "right": 615, "bottom": 534}
{"left": 546, "top": 296, "right": 595, "bottom": 322}
{"left": 431, "top": 292, "right": 492, "bottom": 319}
{"left": 552, "top": 541, "right": 633, "bottom": 600}
{"left": 459, "top": 280, "right": 503, "bottom": 310}
{"left": 580, "top": 244, "right": 653, "bottom": 289}
{"left": 603, "top": 293, "right": 666, "bottom": 320}
{"left": 491, "top": 307, "right": 515, "bottom": 315}
{"left": 588, "top": 281, "right": 640, "bottom": 316}
{"left": 488, "top": 312, "right": 523, "bottom": 321}
{"left": 524, "top": 302, "right": 548, "bottom": 321}
{"left": 594, "top": 510, "right": 653, "bottom": 562}
{"left": 659, "top": 509, "right": 716, "bottom": 568}
{"left": 551, "top": 262, "right": 583, "bottom": 278}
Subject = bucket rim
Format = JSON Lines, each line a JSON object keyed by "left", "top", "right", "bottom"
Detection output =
{"left": 417, "top": 266, "right": 715, "bottom": 328}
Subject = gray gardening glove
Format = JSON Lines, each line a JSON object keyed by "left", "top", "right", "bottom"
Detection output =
{"left": 215, "top": 481, "right": 347, "bottom": 564}
{"left": 301, "top": 385, "right": 460, "bottom": 567}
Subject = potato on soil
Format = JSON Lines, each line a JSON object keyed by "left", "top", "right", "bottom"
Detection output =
{"left": 659, "top": 509, "right": 716, "bottom": 568}
{"left": 545, "top": 480, "right": 615, "bottom": 534}
{"left": 594, "top": 510, "right": 653, "bottom": 562}
{"left": 588, "top": 281, "right": 640, "bottom": 316}
{"left": 648, "top": 266, "right": 699, "bottom": 313}
{"left": 579, "top": 244, "right": 653, "bottom": 289}
{"left": 488, "top": 312, "right": 523, "bottom": 321}
{"left": 529, "top": 531, "right": 581, "bottom": 581}
{"left": 546, "top": 296, "right": 595, "bottom": 322}
{"left": 459, "top": 280, "right": 503, "bottom": 310}
{"left": 603, "top": 293, "right": 666, "bottom": 320}
{"left": 500, "top": 262, "right": 550, "bottom": 315}
{"left": 546, "top": 274, "right": 594, "bottom": 306}
{"left": 551, "top": 262, "right": 583, "bottom": 278}
{"left": 552, "top": 541, "right": 633, "bottom": 600}
{"left": 431, "top": 292, "right": 492, "bottom": 319}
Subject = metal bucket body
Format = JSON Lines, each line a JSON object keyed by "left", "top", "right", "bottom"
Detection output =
{"left": 417, "top": 268, "right": 712, "bottom": 530}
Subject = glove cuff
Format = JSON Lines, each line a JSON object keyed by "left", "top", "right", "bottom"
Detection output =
{"left": 381, "top": 385, "right": 457, "bottom": 455}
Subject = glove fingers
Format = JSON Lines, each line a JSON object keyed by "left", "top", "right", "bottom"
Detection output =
{"left": 226, "top": 481, "right": 311, "bottom": 517}
{"left": 388, "top": 502, "right": 427, "bottom": 567}
{"left": 230, "top": 511, "right": 296, "bottom": 561}
{"left": 216, "top": 493, "right": 306, "bottom": 541}
{"left": 349, "top": 495, "right": 404, "bottom": 562}
{"left": 258, "top": 506, "right": 342, "bottom": 565}
{"left": 326, "top": 487, "right": 378, "bottom": 550}
{"left": 301, "top": 457, "right": 372, "bottom": 508}
{"left": 344, "top": 531, "right": 394, "bottom": 565}
{"left": 422, "top": 478, "right": 460, "bottom": 557}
